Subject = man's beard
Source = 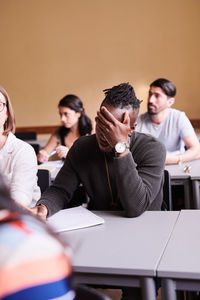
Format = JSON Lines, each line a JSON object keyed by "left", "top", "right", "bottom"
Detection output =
{"left": 148, "top": 110, "right": 158, "bottom": 115}
{"left": 147, "top": 105, "right": 157, "bottom": 115}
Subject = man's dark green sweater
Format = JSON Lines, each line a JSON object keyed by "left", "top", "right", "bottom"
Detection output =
{"left": 37, "top": 131, "right": 166, "bottom": 217}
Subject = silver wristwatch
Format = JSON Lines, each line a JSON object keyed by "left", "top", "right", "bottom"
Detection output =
{"left": 114, "top": 141, "right": 130, "bottom": 154}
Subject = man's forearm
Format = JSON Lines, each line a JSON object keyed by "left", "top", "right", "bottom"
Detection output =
{"left": 166, "top": 147, "right": 200, "bottom": 165}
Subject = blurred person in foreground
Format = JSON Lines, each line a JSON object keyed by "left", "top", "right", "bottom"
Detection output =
{"left": 0, "top": 172, "right": 75, "bottom": 300}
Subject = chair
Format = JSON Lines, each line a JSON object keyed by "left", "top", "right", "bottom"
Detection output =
{"left": 69, "top": 183, "right": 90, "bottom": 208}
{"left": 161, "top": 169, "right": 173, "bottom": 211}
{"left": 37, "top": 169, "right": 51, "bottom": 194}
{"left": 75, "top": 285, "right": 111, "bottom": 300}
{"left": 29, "top": 143, "right": 40, "bottom": 155}
{"left": 15, "top": 131, "right": 37, "bottom": 141}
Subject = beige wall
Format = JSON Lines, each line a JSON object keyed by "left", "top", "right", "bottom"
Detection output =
{"left": 0, "top": 0, "right": 199, "bottom": 127}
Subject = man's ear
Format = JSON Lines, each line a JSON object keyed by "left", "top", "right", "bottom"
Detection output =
{"left": 167, "top": 97, "right": 175, "bottom": 107}
{"left": 122, "top": 111, "right": 129, "bottom": 124}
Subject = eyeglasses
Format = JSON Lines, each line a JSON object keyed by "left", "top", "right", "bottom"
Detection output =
{"left": 0, "top": 102, "right": 6, "bottom": 112}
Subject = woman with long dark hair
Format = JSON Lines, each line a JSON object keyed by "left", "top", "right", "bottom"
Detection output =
{"left": 37, "top": 94, "right": 92, "bottom": 163}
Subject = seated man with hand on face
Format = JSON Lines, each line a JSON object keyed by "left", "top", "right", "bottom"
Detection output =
{"left": 136, "top": 78, "right": 200, "bottom": 165}
{"left": 32, "top": 82, "right": 166, "bottom": 300}
{"left": 32, "top": 82, "right": 166, "bottom": 219}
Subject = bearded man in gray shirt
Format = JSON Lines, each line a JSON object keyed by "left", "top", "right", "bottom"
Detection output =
{"left": 136, "top": 78, "right": 200, "bottom": 165}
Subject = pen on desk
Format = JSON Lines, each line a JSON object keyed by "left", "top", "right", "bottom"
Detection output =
{"left": 48, "top": 150, "right": 57, "bottom": 158}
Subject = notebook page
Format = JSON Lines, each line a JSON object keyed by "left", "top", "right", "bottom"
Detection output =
{"left": 47, "top": 206, "right": 104, "bottom": 232}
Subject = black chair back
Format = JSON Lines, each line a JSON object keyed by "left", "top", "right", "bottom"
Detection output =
{"left": 162, "top": 169, "right": 173, "bottom": 211}
{"left": 30, "top": 143, "right": 40, "bottom": 155}
{"left": 15, "top": 131, "right": 37, "bottom": 141}
{"left": 37, "top": 169, "right": 51, "bottom": 194}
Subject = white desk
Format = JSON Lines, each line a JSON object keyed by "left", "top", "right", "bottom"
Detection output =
{"left": 165, "top": 159, "right": 200, "bottom": 209}
{"left": 60, "top": 211, "right": 179, "bottom": 300}
{"left": 186, "top": 159, "right": 200, "bottom": 209}
{"left": 165, "top": 164, "right": 191, "bottom": 209}
{"left": 157, "top": 210, "right": 200, "bottom": 300}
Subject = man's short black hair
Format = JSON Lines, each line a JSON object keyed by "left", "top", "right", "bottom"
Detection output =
{"left": 102, "top": 82, "right": 142, "bottom": 111}
{"left": 150, "top": 78, "right": 176, "bottom": 98}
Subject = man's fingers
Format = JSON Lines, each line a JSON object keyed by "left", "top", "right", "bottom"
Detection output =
{"left": 30, "top": 205, "right": 48, "bottom": 221}
{"left": 96, "top": 111, "right": 111, "bottom": 128}
{"left": 96, "top": 108, "right": 120, "bottom": 131}
{"left": 100, "top": 106, "right": 118, "bottom": 124}
{"left": 96, "top": 114, "right": 113, "bottom": 133}
{"left": 96, "top": 120, "right": 110, "bottom": 139}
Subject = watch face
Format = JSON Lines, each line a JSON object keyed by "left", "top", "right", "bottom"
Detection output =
{"left": 115, "top": 142, "right": 126, "bottom": 153}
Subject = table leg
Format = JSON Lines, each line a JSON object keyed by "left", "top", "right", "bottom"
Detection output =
{"left": 162, "top": 278, "right": 177, "bottom": 300}
{"left": 183, "top": 180, "right": 192, "bottom": 209}
{"left": 141, "top": 277, "right": 156, "bottom": 300}
{"left": 170, "top": 179, "right": 192, "bottom": 209}
{"left": 192, "top": 180, "right": 200, "bottom": 209}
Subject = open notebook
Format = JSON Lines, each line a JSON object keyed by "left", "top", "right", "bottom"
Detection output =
{"left": 47, "top": 206, "right": 104, "bottom": 232}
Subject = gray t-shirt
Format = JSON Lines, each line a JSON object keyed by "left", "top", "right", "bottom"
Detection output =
{"left": 136, "top": 108, "right": 196, "bottom": 154}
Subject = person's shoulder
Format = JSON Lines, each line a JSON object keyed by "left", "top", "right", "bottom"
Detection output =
{"left": 133, "top": 130, "right": 159, "bottom": 142}
{"left": 169, "top": 108, "right": 186, "bottom": 117}
{"left": 73, "top": 134, "right": 96, "bottom": 147}
{"left": 168, "top": 108, "right": 190, "bottom": 123}
{"left": 132, "top": 131, "right": 166, "bottom": 164}
{"left": 68, "top": 134, "right": 97, "bottom": 159}
{"left": 133, "top": 131, "right": 165, "bottom": 151}
{"left": 6, "top": 132, "right": 34, "bottom": 153}
{"left": 15, "top": 137, "right": 36, "bottom": 154}
{"left": 6, "top": 134, "right": 38, "bottom": 166}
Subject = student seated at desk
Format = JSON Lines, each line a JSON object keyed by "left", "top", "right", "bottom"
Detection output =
{"left": 0, "top": 85, "right": 40, "bottom": 208}
{"left": 37, "top": 94, "right": 93, "bottom": 163}
{"left": 0, "top": 172, "right": 75, "bottom": 300}
{"left": 32, "top": 82, "right": 166, "bottom": 300}
{"left": 136, "top": 78, "right": 200, "bottom": 165}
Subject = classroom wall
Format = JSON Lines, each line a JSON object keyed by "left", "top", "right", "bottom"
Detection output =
{"left": 0, "top": 0, "right": 199, "bottom": 127}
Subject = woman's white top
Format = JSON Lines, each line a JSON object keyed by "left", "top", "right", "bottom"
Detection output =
{"left": 0, "top": 133, "right": 41, "bottom": 207}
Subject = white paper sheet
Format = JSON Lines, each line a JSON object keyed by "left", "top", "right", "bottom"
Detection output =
{"left": 38, "top": 160, "right": 64, "bottom": 180}
{"left": 39, "top": 160, "right": 64, "bottom": 167}
{"left": 47, "top": 206, "right": 104, "bottom": 232}
{"left": 38, "top": 160, "right": 64, "bottom": 169}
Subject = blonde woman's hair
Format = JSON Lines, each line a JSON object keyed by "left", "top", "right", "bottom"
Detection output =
{"left": 0, "top": 85, "right": 15, "bottom": 134}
